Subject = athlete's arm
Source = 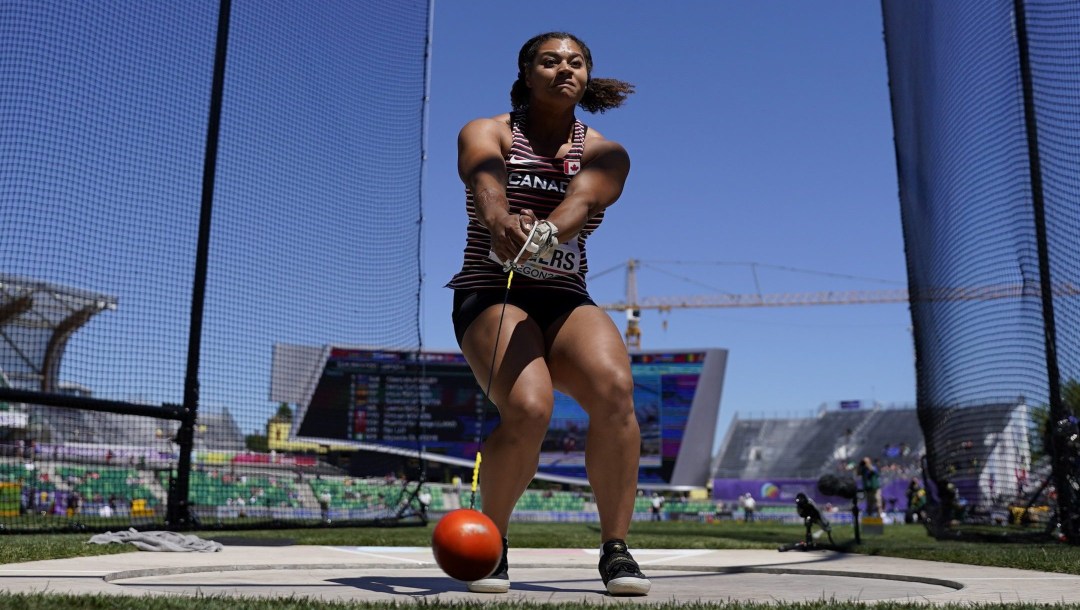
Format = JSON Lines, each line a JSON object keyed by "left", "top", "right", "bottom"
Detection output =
{"left": 544, "top": 137, "right": 630, "bottom": 242}
{"left": 457, "top": 117, "right": 529, "bottom": 265}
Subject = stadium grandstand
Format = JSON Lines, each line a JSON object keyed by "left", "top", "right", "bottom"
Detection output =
{"left": 710, "top": 402, "right": 925, "bottom": 521}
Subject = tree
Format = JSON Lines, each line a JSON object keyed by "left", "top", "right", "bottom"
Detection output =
{"left": 1062, "top": 379, "right": 1080, "bottom": 414}
{"left": 245, "top": 434, "right": 268, "bottom": 453}
{"left": 273, "top": 402, "right": 293, "bottom": 423}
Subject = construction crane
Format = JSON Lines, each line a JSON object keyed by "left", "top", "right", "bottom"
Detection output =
{"left": 597, "top": 259, "right": 1080, "bottom": 348}
{"left": 597, "top": 259, "right": 909, "bottom": 349}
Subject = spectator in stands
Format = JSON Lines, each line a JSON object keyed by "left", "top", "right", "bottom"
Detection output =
{"left": 562, "top": 432, "right": 578, "bottom": 453}
{"left": 941, "top": 480, "right": 967, "bottom": 524}
{"left": 713, "top": 500, "right": 729, "bottom": 521}
{"left": 857, "top": 456, "right": 882, "bottom": 516}
{"left": 1015, "top": 468, "right": 1029, "bottom": 496}
{"left": 447, "top": 32, "right": 645, "bottom": 596}
{"left": 741, "top": 493, "right": 756, "bottom": 523}
{"left": 904, "top": 477, "right": 926, "bottom": 524}
{"left": 650, "top": 493, "right": 664, "bottom": 521}
{"left": 65, "top": 491, "right": 80, "bottom": 517}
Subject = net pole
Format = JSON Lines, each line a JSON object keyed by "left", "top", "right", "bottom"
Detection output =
{"left": 1012, "top": 0, "right": 1076, "bottom": 542}
{"left": 167, "top": 0, "right": 232, "bottom": 530}
{"left": 408, "top": 0, "right": 436, "bottom": 516}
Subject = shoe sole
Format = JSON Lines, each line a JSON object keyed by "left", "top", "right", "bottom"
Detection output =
{"left": 606, "top": 576, "right": 651, "bottom": 596}
{"left": 467, "top": 579, "right": 510, "bottom": 594}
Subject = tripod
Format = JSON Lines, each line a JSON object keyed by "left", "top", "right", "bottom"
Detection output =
{"left": 778, "top": 517, "right": 835, "bottom": 552}
{"left": 389, "top": 450, "right": 431, "bottom": 525}
{"left": 779, "top": 494, "right": 860, "bottom": 552}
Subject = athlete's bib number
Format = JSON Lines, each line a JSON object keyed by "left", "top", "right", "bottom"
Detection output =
{"left": 488, "top": 240, "right": 581, "bottom": 279}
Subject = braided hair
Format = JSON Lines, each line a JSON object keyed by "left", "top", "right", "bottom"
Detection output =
{"left": 510, "top": 32, "right": 634, "bottom": 114}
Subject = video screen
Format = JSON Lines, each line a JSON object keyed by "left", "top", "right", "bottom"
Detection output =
{"left": 295, "top": 348, "right": 720, "bottom": 484}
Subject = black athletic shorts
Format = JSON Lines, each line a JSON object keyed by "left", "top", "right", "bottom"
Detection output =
{"left": 452, "top": 287, "right": 596, "bottom": 346}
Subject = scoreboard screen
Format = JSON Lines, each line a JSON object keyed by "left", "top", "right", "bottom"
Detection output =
{"left": 290, "top": 347, "right": 726, "bottom": 486}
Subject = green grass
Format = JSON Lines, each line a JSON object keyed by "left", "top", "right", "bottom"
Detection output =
{"left": 0, "top": 520, "right": 1076, "bottom": 609}
{"left": 0, "top": 532, "right": 139, "bottom": 565}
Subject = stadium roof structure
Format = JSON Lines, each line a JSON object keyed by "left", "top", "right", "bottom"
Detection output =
{"left": 0, "top": 273, "right": 117, "bottom": 393}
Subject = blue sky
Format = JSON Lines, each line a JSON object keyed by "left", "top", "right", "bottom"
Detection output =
{"left": 422, "top": 1, "right": 914, "bottom": 446}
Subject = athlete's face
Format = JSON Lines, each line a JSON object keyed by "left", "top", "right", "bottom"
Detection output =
{"left": 526, "top": 38, "right": 588, "bottom": 106}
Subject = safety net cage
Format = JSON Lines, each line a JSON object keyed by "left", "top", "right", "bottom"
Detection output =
{"left": 882, "top": 0, "right": 1080, "bottom": 543}
{"left": 0, "top": 1, "right": 430, "bottom": 532}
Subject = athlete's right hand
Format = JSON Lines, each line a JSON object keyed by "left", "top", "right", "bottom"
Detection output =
{"left": 488, "top": 212, "right": 531, "bottom": 268}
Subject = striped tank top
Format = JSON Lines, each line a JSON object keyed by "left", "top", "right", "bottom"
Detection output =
{"left": 446, "top": 111, "right": 604, "bottom": 296}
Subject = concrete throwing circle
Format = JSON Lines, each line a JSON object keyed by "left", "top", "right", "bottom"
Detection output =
{"left": 106, "top": 564, "right": 960, "bottom": 604}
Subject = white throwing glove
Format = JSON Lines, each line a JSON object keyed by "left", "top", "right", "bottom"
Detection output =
{"left": 503, "top": 219, "right": 560, "bottom": 272}
{"left": 526, "top": 220, "right": 559, "bottom": 260}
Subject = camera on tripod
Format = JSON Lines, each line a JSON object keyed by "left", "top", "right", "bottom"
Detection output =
{"left": 779, "top": 474, "right": 862, "bottom": 552}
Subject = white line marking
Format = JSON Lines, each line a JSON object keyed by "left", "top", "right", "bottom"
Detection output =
{"left": 326, "top": 546, "right": 430, "bottom": 565}
{"left": 636, "top": 550, "right": 714, "bottom": 566}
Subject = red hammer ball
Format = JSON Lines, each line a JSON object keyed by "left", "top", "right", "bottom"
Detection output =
{"left": 431, "top": 509, "right": 503, "bottom": 581}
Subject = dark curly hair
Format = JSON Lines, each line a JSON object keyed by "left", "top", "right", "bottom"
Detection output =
{"left": 510, "top": 32, "right": 634, "bottom": 114}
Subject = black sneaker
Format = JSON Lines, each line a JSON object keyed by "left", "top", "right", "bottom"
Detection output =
{"left": 467, "top": 538, "right": 509, "bottom": 593}
{"left": 598, "top": 539, "right": 651, "bottom": 595}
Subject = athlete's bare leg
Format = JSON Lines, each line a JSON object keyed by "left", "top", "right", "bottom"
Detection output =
{"left": 547, "top": 306, "right": 639, "bottom": 543}
{"left": 460, "top": 304, "right": 552, "bottom": 537}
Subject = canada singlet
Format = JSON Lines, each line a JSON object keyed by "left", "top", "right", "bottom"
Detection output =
{"left": 446, "top": 111, "right": 604, "bottom": 296}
